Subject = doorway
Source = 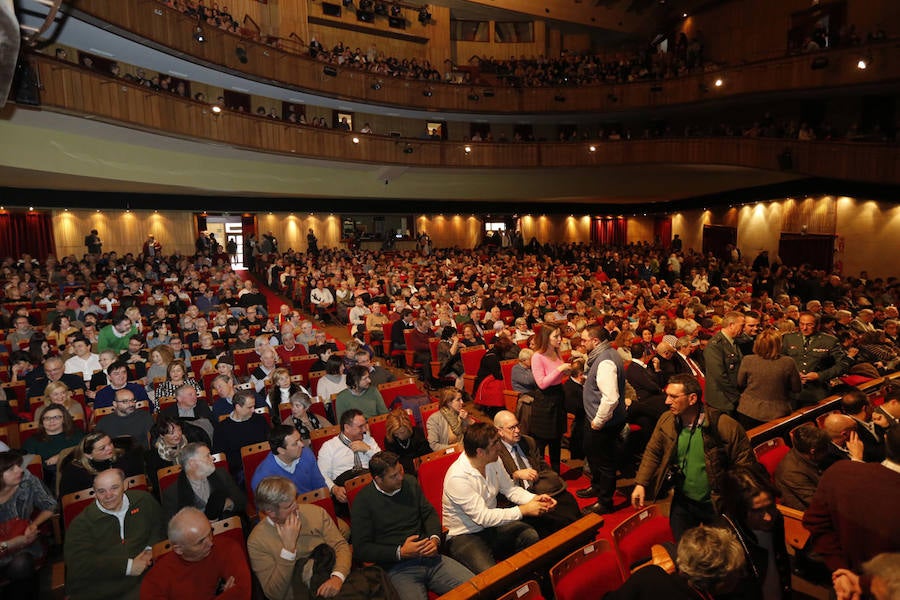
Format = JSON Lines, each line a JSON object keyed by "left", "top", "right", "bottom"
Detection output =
{"left": 204, "top": 216, "right": 247, "bottom": 269}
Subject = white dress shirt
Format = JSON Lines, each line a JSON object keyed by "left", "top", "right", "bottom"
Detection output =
{"left": 316, "top": 433, "right": 380, "bottom": 490}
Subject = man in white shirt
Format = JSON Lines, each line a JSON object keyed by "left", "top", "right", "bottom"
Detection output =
{"left": 65, "top": 335, "right": 102, "bottom": 384}
{"left": 316, "top": 409, "right": 380, "bottom": 505}
{"left": 309, "top": 280, "right": 336, "bottom": 323}
{"left": 441, "top": 422, "right": 555, "bottom": 574}
{"left": 348, "top": 297, "right": 371, "bottom": 336}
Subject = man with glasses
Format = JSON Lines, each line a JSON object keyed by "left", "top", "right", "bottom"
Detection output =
{"left": 631, "top": 374, "right": 755, "bottom": 540}
{"left": 493, "top": 411, "right": 580, "bottom": 535}
{"left": 96, "top": 388, "right": 154, "bottom": 449}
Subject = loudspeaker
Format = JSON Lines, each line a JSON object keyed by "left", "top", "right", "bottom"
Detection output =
{"left": 12, "top": 58, "right": 40, "bottom": 107}
{"left": 0, "top": 0, "right": 21, "bottom": 108}
{"left": 323, "top": 66, "right": 338, "bottom": 77}
{"left": 388, "top": 16, "right": 405, "bottom": 29}
{"left": 322, "top": 2, "right": 342, "bottom": 16}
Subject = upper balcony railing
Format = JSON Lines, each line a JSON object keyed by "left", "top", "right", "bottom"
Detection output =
{"left": 73, "top": 0, "right": 900, "bottom": 115}
{"left": 29, "top": 54, "right": 900, "bottom": 185}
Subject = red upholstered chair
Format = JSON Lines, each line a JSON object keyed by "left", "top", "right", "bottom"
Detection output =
{"left": 310, "top": 424, "right": 341, "bottom": 457}
{"left": 611, "top": 505, "right": 674, "bottom": 578}
{"left": 308, "top": 401, "right": 329, "bottom": 420}
{"left": 288, "top": 354, "right": 318, "bottom": 379}
{"left": 367, "top": 410, "right": 415, "bottom": 449}
{"left": 419, "top": 402, "right": 440, "bottom": 428}
{"left": 241, "top": 442, "right": 271, "bottom": 518}
{"left": 308, "top": 370, "right": 325, "bottom": 398}
{"left": 415, "top": 445, "right": 463, "bottom": 523}
{"left": 551, "top": 539, "right": 623, "bottom": 600}
{"left": 61, "top": 487, "right": 95, "bottom": 529}
{"left": 24, "top": 455, "right": 42, "bottom": 481}
{"left": 18, "top": 422, "right": 39, "bottom": 447}
{"left": 344, "top": 472, "right": 372, "bottom": 509}
{"left": 376, "top": 378, "right": 422, "bottom": 410}
{"left": 497, "top": 580, "right": 544, "bottom": 600}
{"left": 753, "top": 437, "right": 790, "bottom": 480}
{"left": 298, "top": 486, "right": 339, "bottom": 525}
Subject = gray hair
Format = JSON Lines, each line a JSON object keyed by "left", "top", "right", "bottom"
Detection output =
{"left": 676, "top": 525, "right": 745, "bottom": 594}
{"left": 177, "top": 442, "right": 207, "bottom": 467}
{"left": 255, "top": 476, "right": 297, "bottom": 514}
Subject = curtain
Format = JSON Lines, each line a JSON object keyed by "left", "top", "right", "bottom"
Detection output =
{"left": 0, "top": 210, "right": 56, "bottom": 261}
{"left": 591, "top": 217, "right": 626, "bottom": 246}
{"left": 654, "top": 217, "right": 672, "bottom": 248}
{"left": 779, "top": 233, "right": 835, "bottom": 271}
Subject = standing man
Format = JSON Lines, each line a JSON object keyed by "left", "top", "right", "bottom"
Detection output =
{"left": 578, "top": 324, "right": 627, "bottom": 515}
{"left": 351, "top": 451, "right": 474, "bottom": 597}
{"left": 631, "top": 374, "right": 756, "bottom": 540}
{"left": 493, "top": 411, "right": 581, "bottom": 533}
{"left": 84, "top": 229, "right": 102, "bottom": 255}
{"left": 782, "top": 312, "right": 850, "bottom": 406}
{"left": 140, "top": 507, "right": 251, "bottom": 599}
{"left": 64, "top": 469, "right": 165, "bottom": 600}
{"left": 703, "top": 311, "right": 745, "bottom": 415}
{"left": 441, "top": 422, "right": 554, "bottom": 574}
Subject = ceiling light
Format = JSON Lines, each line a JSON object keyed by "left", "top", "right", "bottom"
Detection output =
{"left": 193, "top": 27, "right": 205, "bottom": 43}
{"left": 589, "top": 145, "right": 596, "bottom": 152}
{"left": 352, "top": 137, "right": 360, "bottom": 144}
{"left": 714, "top": 78, "right": 723, "bottom": 87}
{"left": 211, "top": 105, "right": 222, "bottom": 114}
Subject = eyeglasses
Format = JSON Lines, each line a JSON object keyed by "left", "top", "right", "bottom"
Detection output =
{"left": 114, "top": 398, "right": 136, "bottom": 404}
{"left": 499, "top": 424, "right": 520, "bottom": 431}
{"left": 42, "top": 415, "right": 64, "bottom": 421}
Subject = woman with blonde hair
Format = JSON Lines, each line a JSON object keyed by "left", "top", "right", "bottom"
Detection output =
{"left": 383, "top": 408, "right": 430, "bottom": 474}
{"left": 426, "top": 387, "right": 468, "bottom": 451}
{"left": 33, "top": 380, "right": 85, "bottom": 423}
{"left": 145, "top": 344, "right": 175, "bottom": 400}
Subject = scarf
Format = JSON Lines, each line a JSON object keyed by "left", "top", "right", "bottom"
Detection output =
{"left": 292, "top": 413, "right": 322, "bottom": 440}
{"left": 585, "top": 340, "right": 612, "bottom": 370}
{"left": 156, "top": 435, "right": 187, "bottom": 463}
{"left": 439, "top": 406, "right": 464, "bottom": 438}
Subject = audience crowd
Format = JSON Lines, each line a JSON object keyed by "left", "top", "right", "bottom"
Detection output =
{"left": 0, "top": 231, "right": 898, "bottom": 599}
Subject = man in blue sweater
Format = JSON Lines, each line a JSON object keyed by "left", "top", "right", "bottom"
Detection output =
{"left": 250, "top": 425, "right": 326, "bottom": 495}
{"left": 351, "top": 451, "right": 473, "bottom": 597}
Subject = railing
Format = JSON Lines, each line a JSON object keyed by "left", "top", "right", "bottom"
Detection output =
{"left": 73, "top": 0, "right": 900, "bottom": 115}
{"left": 30, "top": 55, "right": 900, "bottom": 184}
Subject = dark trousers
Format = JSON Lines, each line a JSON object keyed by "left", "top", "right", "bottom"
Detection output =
{"left": 583, "top": 422, "right": 619, "bottom": 510}
{"left": 445, "top": 521, "right": 539, "bottom": 574}
{"left": 532, "top": 436, "right": 562, "bottom": 474}
{"left": 524, "top": 490, "right": 581, "bottom": 538}
{"left": 669, "top": 491, "right": 715, "bottom": 541}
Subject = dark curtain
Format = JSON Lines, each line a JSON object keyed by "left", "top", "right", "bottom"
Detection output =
{"left": 778, "top": 233, "right": 835, "bottom": 271}
{"left": 591, "top": 217, "right": 627, "bottom": 246}
{"left": 241, "top": 214, "right": 256, "bottom": 239}
{"left": 654, "top": 217, "right": 672, "bottom": 248}
{"left": 702, "top": 225, "right": 736, "bottom": 260}
{"left": 0, "top": 210, "right": 56, "bottom": 261}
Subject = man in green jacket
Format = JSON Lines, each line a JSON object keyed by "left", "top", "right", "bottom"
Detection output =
{"left": 64, "top": 468, "right": 165, "bottom": 600}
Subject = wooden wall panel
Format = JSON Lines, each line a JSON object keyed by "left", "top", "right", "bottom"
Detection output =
{"left": 416, "top": 215, "right": 484, "bottom": 249}
{"left": 52, "top": 209, "right": 197, "bottom": 258}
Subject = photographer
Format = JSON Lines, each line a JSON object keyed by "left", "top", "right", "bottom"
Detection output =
{"left": 630, "top": 374, "right": 756, "bottom": 541}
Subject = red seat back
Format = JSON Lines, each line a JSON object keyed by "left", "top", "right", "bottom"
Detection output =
{"left": 551, "top": 539, "right": 623, "bottom": 600}
{"left": 460, "top": 346, "right": 486, "bottom": 377}
{"left": 416, "top": 447, "right": 463, "bottom": 523}
{"left": 500, "top": 359, "right": 517, "bottom": 391}
{"left": 611, "top": 506, "right": 674, "bottom": 577}
{"left": 310, "top": 425, "right": 341, "bottom": 457}
{"left": 344, "top": 472, "right": 373, "bottom": 509}
{"left": 376, "top": 378, "right": 420, "bottom": 410}
{"left": 753, "top": 437, "right": 790, "bottom": 479}
{"left": 298, "top": 486, "right": 339, "bottom": 525}
{"left": 288, "top": 355, "right": 318, "bottom": 379}
{"left": 241, "top": 442, "right": 270, "bottom": 517}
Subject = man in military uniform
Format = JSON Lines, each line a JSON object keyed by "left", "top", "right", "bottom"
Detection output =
{"left": 703, "top": 311, "right": 745, "bottom": 415}
{"left": 782, "top": 312, "right": 850, "bottom": 405}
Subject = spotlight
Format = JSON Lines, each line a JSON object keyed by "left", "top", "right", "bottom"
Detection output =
{"left": 352, "top": 137, "right": 360, "bottom": 144}
{"left": 482, "top": 89, "right": 494, "bottom": 98}
{"left": 682, "top": 12, "right": 688, "bottom": 18}
{"left": 857, "top": 59, "right": 867, "bottom": 70}
{"left": 403, "top": 144, "right": 414, "bottom": 154}
{"left": 714, "top": 78, "right": 723, "bottom": 87}
{"left": 211, "top": 105, "right": 222, "bottom": 114}
{"left": 467, "top": 93, "right": 480, "bottom": 101}
{"left": 236, "top": 47, "right": 248, "bottom": 64}
{"left": 464, "top": 146, "right": 471, "bottom": 154}
{"left": 422, "top": 88, "right": 433, "bottom": 97}
{"left": 589, "top": 145, "right": 596, "bottom": 152}
{"left": 193, "top": 26, "right": 205, "bottom": 43}
{"left": 371, "top": 81, "right": 383, "bottom": 90}
{"left": 323, "top": 66, "right": 338, "bottom": 77}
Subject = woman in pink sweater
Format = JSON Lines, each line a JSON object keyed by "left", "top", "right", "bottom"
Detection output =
{"left": 530, "top": 324, "right": 572, "bottom": 472}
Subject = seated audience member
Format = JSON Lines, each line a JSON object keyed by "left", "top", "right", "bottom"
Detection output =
{"left": 122, "top": 335, "right": 149, "bottom": 381}
{"left": 821, "top": 413, "right": 865, "bottom": 469}
{"left": 510, "top": 348, "right": 538, "bottom": 429}
{"left": 426, "top": 387, "right": 469, "bottom": 451}
{"left": 64, "top": 469, "right": 165, "bottom": 600}
{"left": 211, "top": 374, "right": 265, "bottom": 419}
{"left": 143, "top": 344, "right": 173, "bottom": 397}
{"left": 23, "top": 404, "right": 84, "bottom": 489}
{"left": 247, "top": 476, "right": 356, "bottom": 600}
{"left": 718, "top": 466, "right": 791, "bottom": 600}
{"left": 145, "top": 414, "right": 210, "bottom": 492}
{"left": 831, "top": 552, "right": 900, "bottom": 600}
{"left": 308, "top": 330, "right": 339, "bottom": 372}
{"left": 0, "top": 452, "right": 57, "bottom": 599}
{"left": 93, "top": 361, "right": 150, "bottom": 411}
{"left": 382, "top": 408, "right": 431, "bottom": 474}
{"left": 140, "top": 507, "right": 251, "bottom": 600}
{"left": 97, "top": 314, "right": 137, "bottom": 354}
{"left": 317, "top": 409, "right": 380, "bottom": 506}
{"left": 25, "top": 356, "right": 85, "bottom": 411}
{"left": 89, "top": 350, "right": 118, "bottom": 392}
{"left": 774, "top": 423, "right": 831, "bottom": 511}
{"left": 95, "top": 388, "right": 154, "bottom": 450}
{"left": 64, "top": 334, "right": 101, "bottom": 384}
{"left": 839, "top": 387, "right": 885, "bottom": 462}
{"left": 213, "top": 389, "right": 270, "bottom": 487}
{"left": 286, "top": 392, "right": 332, "bottom": 444}
{"left": 334, "top": 365, "right": 388, "bottom": 419}
{"left": 160, "top": 384, "right": 215, "bottom": 441}
{"left": 435, "top": 327, "right": 464, "bottom": 389}
{"left": 162, "top": 443, "right": 246, "bottom": 522}
{"left": 441, "top": 422, "right": 554, "bottom": 574}
{"left": 154, "top": 359, "right": 203, "bottom": 403}
{"left": 266, "top": 367, "right": 301, "bottom": 420}
{"left": 493, "top": 410, "right": 580, "bottom": 536}
{"left": 274, "top": 329, "right": 305, "bottom": 364}
{"left": 58, "top": 431, "right": 145, "bottom": 497}
{"left": 33, "top": 380, "right": 85, "bottom": 423}
{"left": 804, "top": 424, "right": 900, "bottom": 576}
{"left": 249, "top": 346, "right": 279, "bottom": 395}
{"left": 605, "top": 525, "right": 746, "bottom": 599}
{"left": 350, "top": 451, "right": 474, "bottom": 597}
{"left": 250, "top": 425, "right": 327, "bottom": 496}
{"left": 315, "top": 356, "right": 347, "bottom": 403}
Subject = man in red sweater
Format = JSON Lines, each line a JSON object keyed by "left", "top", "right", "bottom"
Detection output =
{"left": 140, "top": 507, "right": 251, "bottom": 600}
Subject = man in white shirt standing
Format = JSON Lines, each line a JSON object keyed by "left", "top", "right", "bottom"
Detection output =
{"left": 441, "top": 422, "right": 555, "bottom": 574}
{"left": 65, "top": 334, "right": 102, "bottom": 384}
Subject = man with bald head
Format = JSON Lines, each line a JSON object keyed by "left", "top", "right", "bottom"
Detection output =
{"left": 140, "top": 507, "right": 251, "bottom": 599}
{"left": 65, "top": 469, "right": 165, "bottom": 600}
{"left": 493, "top": 410, "right": 580, "bottom": 535}
{"left": 821, "top": 413, "right": 865, "bottom": 470}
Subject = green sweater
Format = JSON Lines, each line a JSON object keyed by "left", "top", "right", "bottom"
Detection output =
{"left": 350, "top": 474, "right": 441, "bottom": 567}
{"left": 97, "top": 324, "right": 138, "bottom": 354}
{"left": 64, "top": 490, "right": 165, "bottom": 600}
{"left": 334, "top": 386, "right": 388, "bottom": 419}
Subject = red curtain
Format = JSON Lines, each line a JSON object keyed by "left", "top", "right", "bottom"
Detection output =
{"left": 591, "top": 217, "right": 627, "bottom": 246}
{"left": 654, "top": 217, "right": 672, "bottom": 248}
{"left": 0, "top": 210, "right": 56, "bottom": 261}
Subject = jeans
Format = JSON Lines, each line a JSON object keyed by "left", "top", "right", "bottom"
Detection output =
{"left": 446, "top": 521, "right": 539, "bottom": 574}
{"left": 387, "top": 555, "right": 474, "bottom": 599}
